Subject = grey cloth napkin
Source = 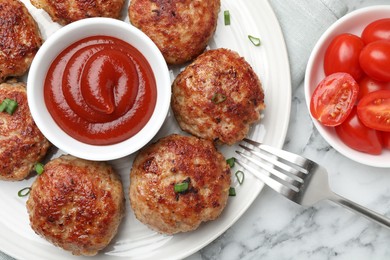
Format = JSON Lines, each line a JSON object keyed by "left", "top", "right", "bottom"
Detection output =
{"left": 0, "top": 0, "right": 346, "bottom": 259}
{"left": 268, "top": 0, "right": 347, "bottom": 90}
{"left": 0, "top": 250, "right": 12, "bottom": 259}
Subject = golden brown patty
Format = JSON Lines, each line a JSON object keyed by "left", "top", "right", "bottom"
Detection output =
{"left": 30, "top": 0, "right": 125, "bottom": 25}
{"left": 129, "top": 134, "right": 231, "bottom": 235}
{"left": 129, "top": 0, "right": 220, "bottom": 65}
{"left": 171, "top": 48, "right": 265, "bottom": 145}
{"left": 0, "top": 81, "right": 50, "bottom": 181}
{"left": 27, "top": 155, "right": 125, "bottom": 256}
{"left": 0, "top": 0, "right": 42, "bottom": 83}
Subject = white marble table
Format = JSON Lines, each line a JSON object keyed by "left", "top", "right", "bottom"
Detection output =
{"left": 187, "top": 0, "right": 390, "bottom": 259}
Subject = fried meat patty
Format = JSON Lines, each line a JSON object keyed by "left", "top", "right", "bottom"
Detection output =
{"left": 129, "top": 134, "right": 230, "bottom": 234}
{"left": 30, "top": 0, "right": 125, "bottom": 25}
{"left": 172, "top": 48, "right": 265, "bottom": 145}
{"left": 129, "top": 0, "right": 220, "bottom": 65}
{"left": 27, "top": 155, "right": 125, "bottom": 256}
{"left": 0, "top": 81, "right": 50, "bottom": 181}
{"left": 0, "top": 0, "right": 42, "bottom": 83}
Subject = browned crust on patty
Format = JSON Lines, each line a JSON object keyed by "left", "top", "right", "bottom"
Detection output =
{"left": 0, "top": 81, "right": 50, "bottom": 181}
{"left": 30, "top": 0, "right": 125, "bottom": 25}
{"left": 129, "top": 0, "right": 220, "bottom": 65}
{"left": 27, "top": 155, "right": 125, "bottom": 256}
{"left": 0, "top": 0, "right": 42, "bottom": 83}
{"left": 171, "top": 48, "right": 265, "bottom": 145}
{"left": 129, "top": 134, "right": 231, "bottom": 234}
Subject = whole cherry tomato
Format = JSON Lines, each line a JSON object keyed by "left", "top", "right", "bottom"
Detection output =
{"left": 361, "top": 18, "right": 390, "bottom": 44}
{"left": 359, "top": 40, "right": 390, "bottom": 82}
{"left": 310, "top": 72, "right": 359, "bottom": 126}
{"left": 324, "top": 33, "right": 365, "bottom": 81}
{"left": 335, "top": 107, "right": 382, "bottom": 155}
{"left": 357, "top": 90, "right": 390, "bottom": 132}
{"left": 357, "top": 76, "right": 390, "bottom": 101}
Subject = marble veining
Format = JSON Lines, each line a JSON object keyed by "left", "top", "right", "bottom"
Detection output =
{"left": 186, "top": 0, "right": 390, "bottom": 259}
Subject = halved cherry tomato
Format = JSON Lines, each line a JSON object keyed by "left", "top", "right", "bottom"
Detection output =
{"left": 382, "top": 132, "right": 390, "bottom": 149}
{"left": 310, "top": 72, "right": 359, "bottom": 126}
{"left": 357, "top": 90, "right": 390, "bottom": 132}
{"left": 361, "top": 18, "right": 390, "bottom": 44}
{"left": 335, "top": 107, "right": 382, "bottom": 155}
{"left": 357, "top": 76, "right": 390, "bottom": 101}
{"left": 359, "top": 40, "right": 390, "bottom": 82}
{"left": 324, "top": 33, "right": 365, "bottom": 81}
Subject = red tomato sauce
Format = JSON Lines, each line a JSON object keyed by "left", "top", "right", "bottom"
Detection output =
{"left": 44, "top": 36, "right": 157, "bottom": 145}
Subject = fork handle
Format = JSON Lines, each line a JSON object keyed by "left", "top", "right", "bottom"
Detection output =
{"left": 329, "top": 192, "right": 390, "bottom": 228}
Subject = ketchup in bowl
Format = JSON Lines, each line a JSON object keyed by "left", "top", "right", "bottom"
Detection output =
{"left": 44, "top": 35, "right": 157, "bottom": 145}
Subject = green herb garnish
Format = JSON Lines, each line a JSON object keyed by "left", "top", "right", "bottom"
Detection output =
{"left": 34, "top": 163, "right": 45, "bottom": 175}
{"left": 235, "top": 170, "right": 245, "bottom": 185}
{"left": 18, "top": 187, "right": 31, "bottom": 197}
{"left": 174, "top": 182, "right": 189, "bottom": 193}
{"left": 224, "top": 10, "right": 231, "bottom": 25}
{"left": 248, "top": 35, "right": 261, "bottom": 46}
{"left": 229, "top": 187, "right": 236, "bottom": 196}
{"left": 226, "top": 157, "right": 235, "bottom": 168}
{"left": 0, "top": 98, "right": 18, "bottom": 115}
{"left": 211, "top": 93, "right": 227, "bottom": 104}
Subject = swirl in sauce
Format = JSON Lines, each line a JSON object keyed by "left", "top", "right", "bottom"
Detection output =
{"left": 44, "top": 36, "right": 157, "bottom": 145}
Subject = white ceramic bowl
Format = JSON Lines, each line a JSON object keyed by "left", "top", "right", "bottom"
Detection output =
{"left": 304, "top": 6, "right": 390, "bottom": 168}
{"left": 27, "top": 18, "right": 171, "bottom": 161}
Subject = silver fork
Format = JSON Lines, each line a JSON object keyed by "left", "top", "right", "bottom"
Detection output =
{"left": 235, "top": 138, "right": 390, "bottom": 229}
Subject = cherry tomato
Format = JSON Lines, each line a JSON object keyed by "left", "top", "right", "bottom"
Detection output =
{"left": 335, "top": 107, "right": 382, "bottom": 155}
{"left": 361, "top": 18, "right": 390, "bottom": 44}
{"left": 324, "top": 33, "right": 365, "bottom": 81}
{"left": 382, "top": 132, "right": 390, "bottom": 149}
{"left": 357, "top": 76, "right": 390, "bottom": 101}
{"left": 357, "top": 90, "right": 390, "bottom": 132}
{"left": 310, "top": 72, "right": 359, "bottom": 126}
{"left": 359, "top": 40, "right": 390, "bottom": 82}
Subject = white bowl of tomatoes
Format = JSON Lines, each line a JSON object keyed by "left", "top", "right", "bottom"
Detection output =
{"left": 305, "top": 6, "right": 390, "bottom": 167}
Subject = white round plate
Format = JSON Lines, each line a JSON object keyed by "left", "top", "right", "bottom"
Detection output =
{"left": 304, "top": 6, "right": 390, "bottom": 168}
{"left": 0, "top": 0, "right": 291, "bottom": 259}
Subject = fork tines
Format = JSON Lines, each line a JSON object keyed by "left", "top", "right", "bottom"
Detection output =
{"left": 235, "top": 138, "right": 309, "bottom": 196}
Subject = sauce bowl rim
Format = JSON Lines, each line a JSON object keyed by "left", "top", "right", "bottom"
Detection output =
{"left": 27, "top": 17, "right": 171, "bottom": 161}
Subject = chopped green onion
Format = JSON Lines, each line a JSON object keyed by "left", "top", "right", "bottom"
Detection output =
{"left": 248, "top": 35, "right": 261, "bottom": 46}
{"left": 226, "top": 157, "right": 235, "bottom": 168}
{"left": 224, "top": 10, "right": 230, "bottom": 25}
{"left": 5, "top": 100, "right": 18, "bottom": 114}
{"left": 174, "top": 182, "right": 189, "bottom": 193}
{"left": 235, "top": 170, "right": 245, "bottom": 185}
{"left": 0, "top": 98, "right": 18, "bottom": 115}
{"left": 18, "top": 187, "right": 31, "bottom": 197}
{"left": 229, "top": 187, "right": 236, "bottom": 196}
{"left": 211, "top": 93, "right": 227, "bottom": 104}
{"left": 34, "top": 163, "right": 45, "bottom": 175}
{"left": 0, "top": 101, "right": 7, "bottom": 112}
